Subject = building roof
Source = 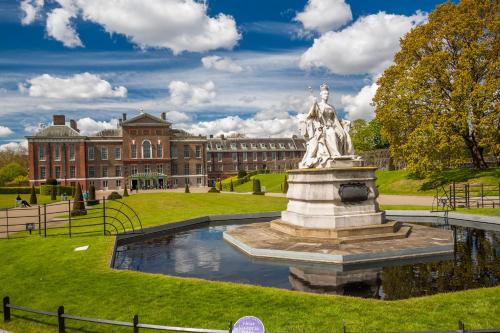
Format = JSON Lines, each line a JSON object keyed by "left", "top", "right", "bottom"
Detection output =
{"left": 29, "top": 125, "right": 81, "bottom": 138}
{"left": 122, "top": 112, "right": 171, "bottom": 127}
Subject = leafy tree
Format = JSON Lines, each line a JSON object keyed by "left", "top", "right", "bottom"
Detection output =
{"left": 0, "top": 162, "right": 27, "bottom": 185}
{"left": 350, "top": 119, "right": 389, "bottom": 152}
{"left": 374, "top": 0, "right": 499, "bottom": 175}
{"left": 29, "top": 185, "right": 37, "bottom": 205}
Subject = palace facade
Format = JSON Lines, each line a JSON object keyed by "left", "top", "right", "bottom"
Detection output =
{"left": 27, "top": 112, "right": 305, "bottom": 191}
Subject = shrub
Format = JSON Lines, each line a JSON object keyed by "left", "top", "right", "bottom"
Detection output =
{"left": 237, "top": 169, "right": 247, "bottom": 179}
{"left": 71, "top": 183, "right": 86, "bottom": 216}
{"left": 29, "top": 185, "right": 37, "bottom": 205}
{"left": 123, "top": 184, "right": 129, "bottom": 197}
{"left": 0, "top": 187, "right": 38, "bottom": 194}
{"left": 57, "top": 186, "right": 73, "bottom": 196}
{"left": 252, "top": 179, "right": 264, "bottom": 195}
{"left": 217, "top": 181, "right": 222, "bottom": 191}
{"left": 208, "top": 187, "right": 220, "bottom": 193}
{"left": 107, "top": 191, "right": 122, "bottom": 200}
{"left": 185, "top": 183, "right": 190, "bottom": 193}
{"left": 5, "top": 175, "right": 29, "bottom": 187}
{"left": 50, "top": 185, "right": 57, "bottom": 200}
{"left": 87, "top": 184, "right": 99, "bottom": 206}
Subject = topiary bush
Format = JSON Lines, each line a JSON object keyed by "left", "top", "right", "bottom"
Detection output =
{"left": 107, "top": 191, "right": 122, "bottom": 200}
{"left": 29, "top": 185, "right": 37, "bottom": 205}
{"left": 252, "top": 179, "right": 264, "bottom": 195}
{"left": 237, "top": 169, "right": 247, "bottom": 179}
{"left": 50, "top": 185, "right": 57, "bottom": 200}
{"left": 71, "top": 183, "right": 86, "bottom": 216}
{"left": 217, "top": 181, "right": 222, "bottom": 191}
{"left": 87, "top": 184, "right": 99, "bottom": 206}
{"left": 208, "top": 187, "right": 220, "bottom": 193}
{"left": 185, "top": 183, "right": 190, "bottom": 193}
{"left": 283, "top": 174, "right": 289, "bottom": 194}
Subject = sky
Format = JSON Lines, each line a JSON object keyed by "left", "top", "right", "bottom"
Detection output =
{"left": 0, "top": 0, "right": 451, "bottom": 149}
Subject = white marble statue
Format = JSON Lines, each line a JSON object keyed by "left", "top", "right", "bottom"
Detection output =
{"left": 299, "top": 83, "right": 357, "bottom": 169}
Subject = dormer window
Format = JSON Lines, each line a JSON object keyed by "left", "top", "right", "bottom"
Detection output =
{"left": 241, "top": 143, "right": 247, "bottom": 150}
{"left": 279, "top": 143, "right": 285, "bottom": 149}
{"left": 251, "top": 143, "right": 257, "bottom": 149}
{"left": 260, "top": 143, "right": 266, "bottom": 149}
{"left": 288, "top": 142, "right": 295, "bottom": 149}
{"left": 270, "top": 143, "right": 276, "bottom": 149}
{"left": 216, "top": 143, "right": 222, "bottom": 150}
{"left": 230, "top": 143, "right": 237, "bottom": 150}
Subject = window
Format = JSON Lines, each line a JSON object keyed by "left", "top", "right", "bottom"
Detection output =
{"left": 54, "top": 144, "right": 60, "bottom": 161}
{"left": 230, "top": 143, "right": 237, "bottom": 150}
{"left": 260, "top": 143, "right": 266, "bottom": 149}
{"left": 39, "top": 146, "right": 46, "bottom": 161}
{"left": 216, "top": 143, "right": 222, "bottom": 150}
{"left": 184, "top": 164, "right": 190, "bottom": 175}
{"left": 131, "top": 165, "right": 138, "bottom": 175}
{"left": 272, "top": 152, "right": 276, "bottom": 160}
{"left": 196, "top": 164, "right": 202, "bottom": 174}
{"left": 70, "top": 166, "right": 76, "bottom": 178}
{"left": 207, "top": 153, "right": 212, "bottom": 162}
{"left": 156, "top": 143, "right": 163, "bottom": 158}
{"left": 217, "top": 153, "right": 222, "bottom": 162}
{"left": 208, "top": 165, "right": 212, "bottom": 172}
{"left": 279, "top": 143, "right": 286, "bottom": 149}
{"left": 131, "top": 144, "right": 137, "bottom": 159}
{"left": 69, "top": 144, "right": 75, "bottom": 161}
{"left": 253, "top": 152, "right": 258, "bottom": 161}
{"left": 289, "top": 142, "right": 295, "bottom": 149}
{"left": 55, "top": 166, "right": 61, "bottom": 179}
{"left": 195, "top": 145, "right": 201, "bottom": 158}
{"left": 144, "top": 165, "right": 151, "bottom": 174}
{"left": 185, "top": 178, "right": 190, "bottom": 185}
{"left": 197, "top": 177, "right": 202, "bottom": 185}
{"left": 116, "top": 180, "right": 121, "bottom": 188}
{"left": 270, "top": 143, "right": 276, "bottom": 149}
{"left": 184, "top": 145, "right": 190, "bottom": 158}
{"left": 40, "top": 166, "right": 46, "bottom": 179}
{"left": 232, "top": 152, "right": 237, "bottom": 162}
{"left": 87, "top": 147, "right": 94, "bottom": 160}
{"left": 241, "top": 143, "right": 247, "bottom": 150}
{"left": 142, "top": 140, "right": 152, "bottom": 159}
{"left": 115, "top": 166, "right": 122, "bottom": 177}
{"left": 171, "top": 163, "right": 178, "bottom": 175}
{"left": 233, "top": 164, "right": 238, "bottom": 171}
{"left": 88, "top": 166, "right": 95, "bottom": 178}
{"left": 251, "top": 143, "right": 257, "bottom": 149}
{"left": 263, "top": 152, "right": 267, "bottom": 161}
{"left": 101, "top": 147, "right": 108, "bottom": 160}
{"left": 115, "top": 147, "right": 121, "bottom": 160}
{"left": 243, "top": 152, "right": 248, "bottom": 161}
{"left": 102, "top": 180, "right": 108, "bottom": 188}
{"left": 102, "top": 166, "right": 108, "bottom": 177}
{"left": 173, "top": 178, "right": 178, "bottom": 186}
{"left": 170, "top": 145, "right": 178, "bottom": 159}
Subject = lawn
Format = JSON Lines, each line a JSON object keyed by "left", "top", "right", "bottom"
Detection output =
{"left": 222, "top": 168, "right": 500, "bottom": 196}
{"left": 0, "top": 193, "right": 56, "bottom": 209}
{"left": 0, "top": 192, "right": 499, "bottom": 333}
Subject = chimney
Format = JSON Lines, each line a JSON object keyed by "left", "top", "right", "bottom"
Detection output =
{"left": 209, "top": 134, "right": 213, "bottom": 139}
{"left": 118, "top": 118, "right": 123, "bottom": 127}
{"left": 53, "top": 115, "right": 65, "bottom": 125}
{"left": 160, "top": 112, "right": 166, "bottom": 120}
{"left": 122, "top": 113, "right": 127, "bottom": 121}
{"left": 220, "top": 134, "right": 225, "bottom": 140}
{"left": 69, "top": 119, "right": 78, "bottom": 132}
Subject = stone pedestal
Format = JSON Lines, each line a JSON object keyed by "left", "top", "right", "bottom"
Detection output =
{"left": 280, "top": 160, "right": 383, "bottom": 231}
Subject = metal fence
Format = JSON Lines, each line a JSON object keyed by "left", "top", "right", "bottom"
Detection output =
{"left": 0, "top": 198, "right": 143, "bottom": 239}
{"left": 2, "top": 297, "right": 500, "bottom": 333}
{"left": 432, "top": 182, "right": 500, "bottom": 211}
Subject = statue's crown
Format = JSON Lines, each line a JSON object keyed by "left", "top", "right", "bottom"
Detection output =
{"left": 320, "top": 82, "right": 329, "bottom": 92}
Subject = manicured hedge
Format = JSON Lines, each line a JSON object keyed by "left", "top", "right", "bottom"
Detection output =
{"left": 0, "top": 187, "right": 40, "bottom": 194}
{"left": 40, "top": 185, "right": 73, "bottom": 196}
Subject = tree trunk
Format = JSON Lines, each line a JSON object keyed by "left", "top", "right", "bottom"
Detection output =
{"left": 463, "top": 134, "right": 488, "bottom": 169}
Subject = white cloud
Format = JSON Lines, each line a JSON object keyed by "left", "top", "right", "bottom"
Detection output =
{"left": 0, "top": 141, "right": 28, "bottom": 152}
{"left": 295, "top": 0, "right": 352, "bottom": 33}
{"left": 19, "top": 72, "right": 127, "bottom": 99}
{"left": 29, "top": 0, "right": 240, "bottom": 53}
{"left": 168, "top": 81, "right": 216, "bottom": 106}
{"left": 46, "top": 1, "right": 83, "bottom": 48}
{"left": 300, "top": 11, "right": 427, "bottom": 74}
{"left": 76, "top": 117, "right": 119, "bottom": 135}
{"left": 341, "top": 82, "right": 378, "bottom": 120}
{"left": 0, "top": 126, "right": 13, "bottom": 137}
{"left": 201, "top": 56, "right": 243, "bottom": 73}
{"left": 20, "top": 0, "right": 44, "bottom": 25}
{"left": 165, "top": 111, "right": 190, "bottom": 123}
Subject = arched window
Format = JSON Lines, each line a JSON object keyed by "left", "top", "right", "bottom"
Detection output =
{"left": 142, "top": 140, "right": 152, "bottom": 159}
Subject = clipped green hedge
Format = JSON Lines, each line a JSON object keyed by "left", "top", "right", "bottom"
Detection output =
{"left": 0, "top": 187, "right": 40, "bottom": 194}
{"left": 40, "top": 185, "right": 74, "bottom": 196}
{"left": 222, "top": 169, "right": 271, "bottom": 191}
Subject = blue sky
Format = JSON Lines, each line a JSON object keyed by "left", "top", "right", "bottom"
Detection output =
{"left": 0, "top": 0, "right": 450, "bottom": 148}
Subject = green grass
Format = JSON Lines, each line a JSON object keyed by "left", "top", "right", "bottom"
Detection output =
{"left": 0, "top": 193, "right": 57, "bottom": 209}
{"left": 231, "top": 173, "right": 287, "bottom": 193}
{"left": 0, "top": 192, "right": 499, "bottom": 333}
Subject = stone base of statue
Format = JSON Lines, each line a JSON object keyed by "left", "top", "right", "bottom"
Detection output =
{"left": 224, "top": 159, "right": 454, "bottom": 264}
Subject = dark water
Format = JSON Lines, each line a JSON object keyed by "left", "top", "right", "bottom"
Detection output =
{"left": 114, "top": 222, "right": 500, "bottom": 300}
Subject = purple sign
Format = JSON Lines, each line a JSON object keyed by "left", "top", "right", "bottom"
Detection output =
{"left": 232, "top": 316, "right": 265, "bottom": 333}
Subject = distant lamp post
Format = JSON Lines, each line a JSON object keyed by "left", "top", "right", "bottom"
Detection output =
{"left": 26, "top": 223, "right": 35, "bottom": 235}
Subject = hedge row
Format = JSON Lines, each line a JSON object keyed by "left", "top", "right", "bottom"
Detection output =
{"left": 0, "top": 187, "right": 39, "bottom": 194}
{"left": 221, "top": 169, "right": 271, "bottom": 191}
{"left": 40, "top": 185, "right": 74, "bottom": 196}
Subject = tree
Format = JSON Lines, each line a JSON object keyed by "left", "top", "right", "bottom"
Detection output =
{"left": 237, "top": 169, "right": 247, "bottom": 179}
{"left": 71, "top": 183, "right": 86, "bottom": 216}
{"left": 350, "top": 119, "right": 389, "bottom": 153}
{"left": 374, "top": 0, "right": 499, "bottom": 175}
{"left": 0, "top": 162, "right": 27, "bottom": 185}
{"left": 123, "top": 183, "right": 129, "bottom": 197}
{"left": 29, "top": 185, "right": 37, "bottom": 205}
{"left": 50, "top": 185, "right": 57, "bottom": 200}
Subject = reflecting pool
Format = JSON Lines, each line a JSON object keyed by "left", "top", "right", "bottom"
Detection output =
{"left": 114, "top": 221, "right": 500, "bottom": 300}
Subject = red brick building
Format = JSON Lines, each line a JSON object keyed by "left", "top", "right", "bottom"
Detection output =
{"left": 27, "top": 112, "right": 306, "bottom": 190}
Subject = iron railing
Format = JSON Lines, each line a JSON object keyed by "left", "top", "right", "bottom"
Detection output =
{"left": 432, "top": 182, "right": 500, "bottom": 211}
